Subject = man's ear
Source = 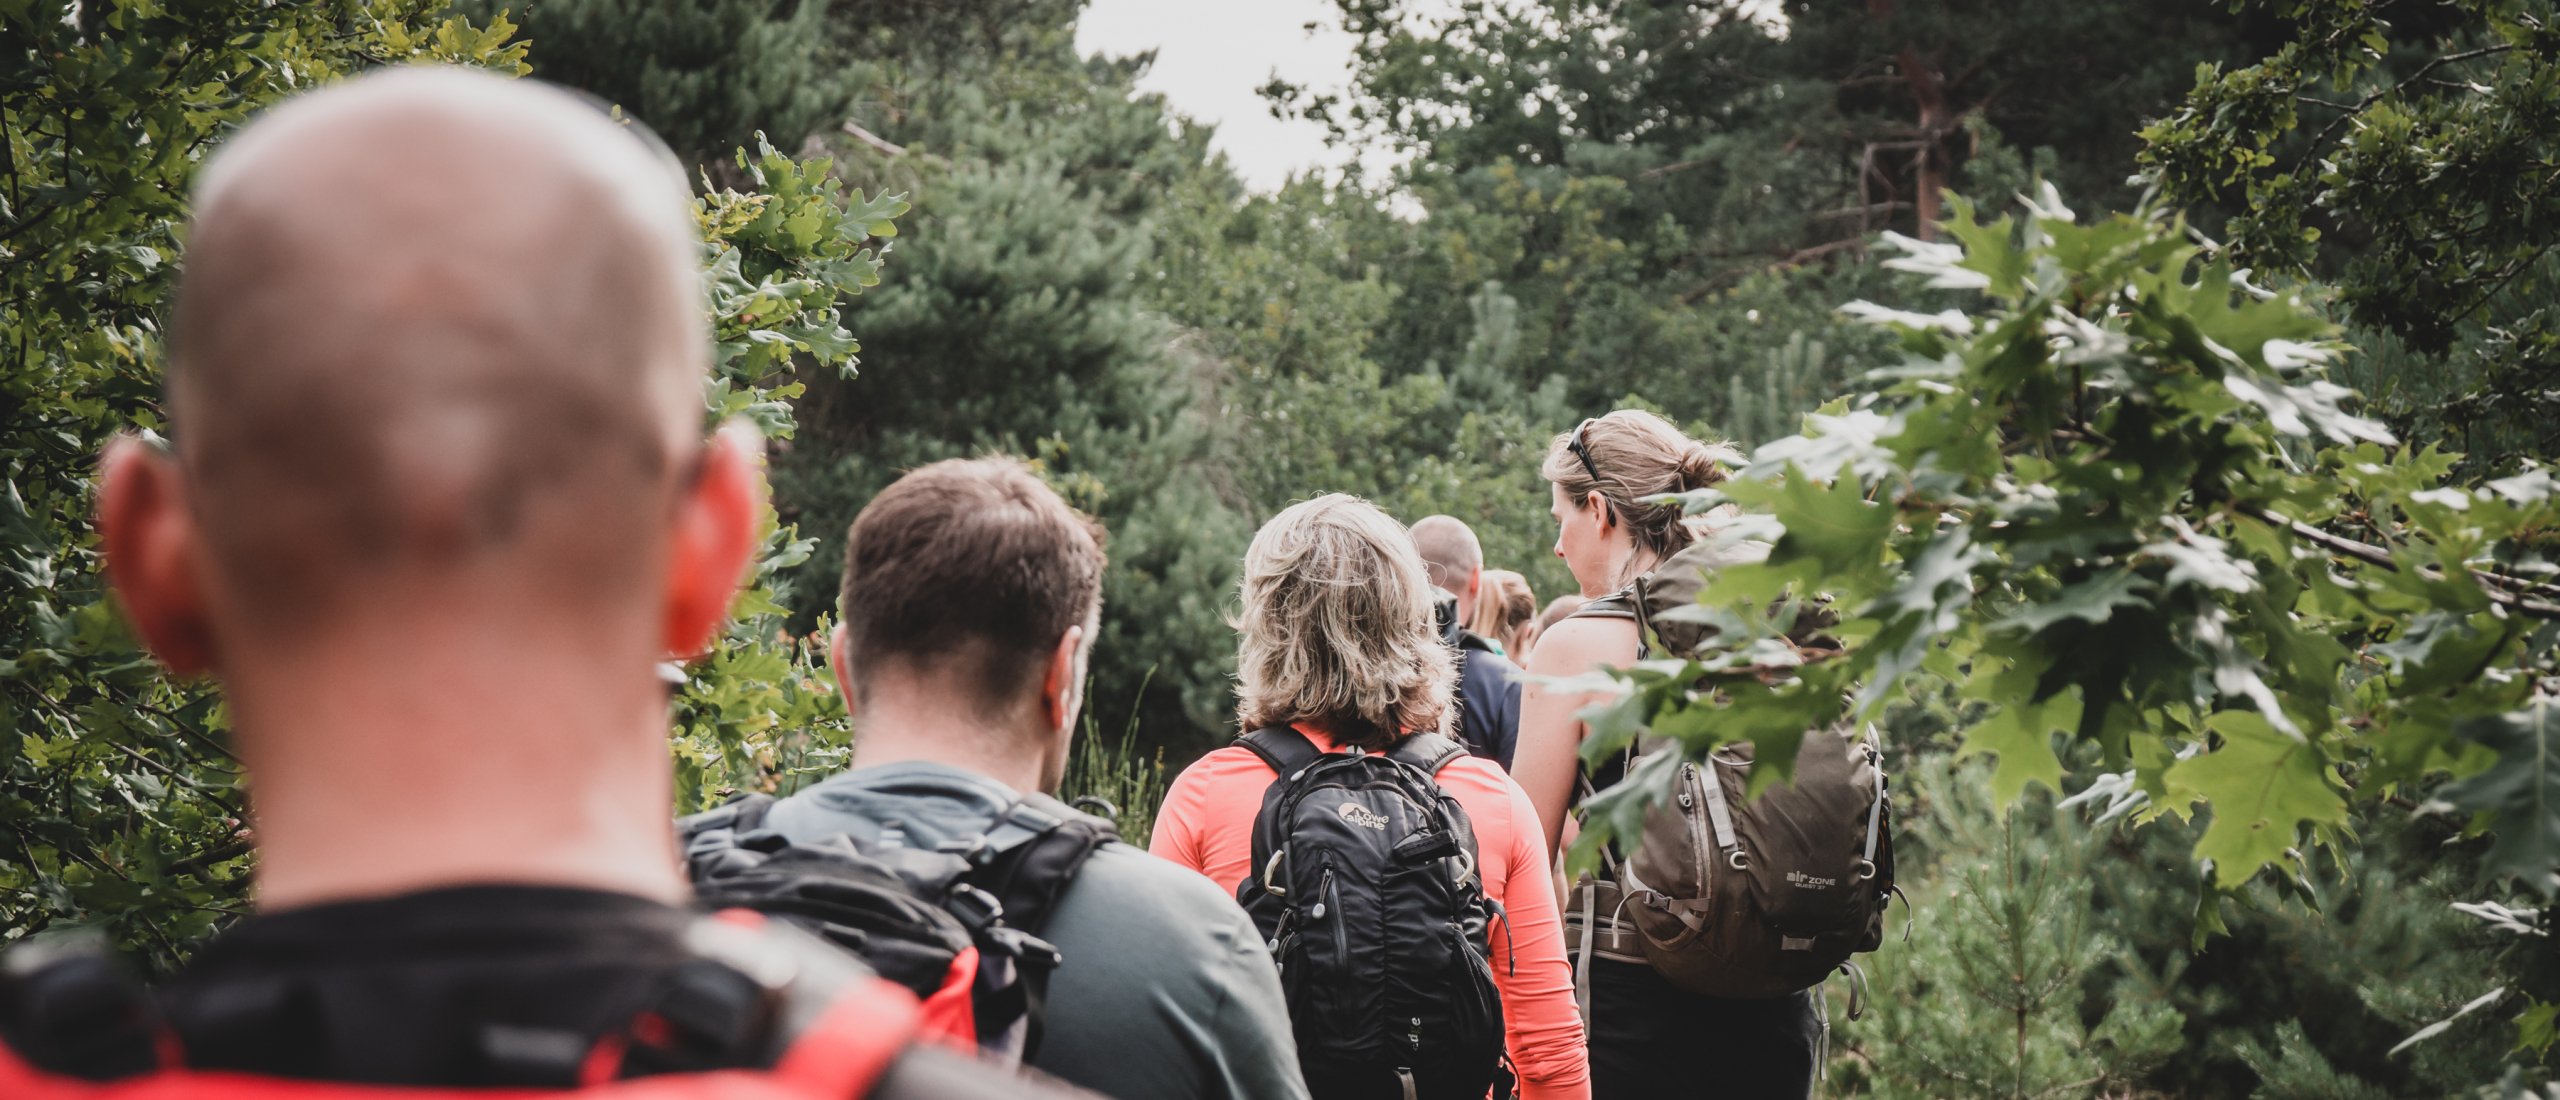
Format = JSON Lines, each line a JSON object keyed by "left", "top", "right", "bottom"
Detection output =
{"left": 1042, "top": 624, "right": 1088, "bottom": 735}
{"left": 829, "top": 621, "right": 859, "bottom": 722}
{"left": 97, "top": 436, "right": 216, "bottom": 676}
{"left": 1463, "top": 565, "right": 1483, "bottom": 606}
{"left": 663, "top": 421, "right": 767, "bottom": 659}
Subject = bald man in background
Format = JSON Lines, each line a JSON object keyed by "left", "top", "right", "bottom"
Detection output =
{"left": 1411, "top": 515, "right": 1524, "bottom": 769}
{"left": 0, "top": 68, "right": 1075, "bottom": 1100}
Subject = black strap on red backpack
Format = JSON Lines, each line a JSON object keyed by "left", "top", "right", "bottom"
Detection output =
{"left": 0, "top": 912, "right": 925, "bottom": 1100}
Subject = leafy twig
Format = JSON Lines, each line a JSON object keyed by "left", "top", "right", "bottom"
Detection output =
{"left": 2298, "top": 44, "right": 2520, "bottom": 169}
{"left": 2246, "top": 505, "right": 2560, "bottom": 619}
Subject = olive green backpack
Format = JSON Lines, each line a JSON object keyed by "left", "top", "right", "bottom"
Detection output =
{"left": 1571, "top": 537, "right": 1896, "bottom": 1002}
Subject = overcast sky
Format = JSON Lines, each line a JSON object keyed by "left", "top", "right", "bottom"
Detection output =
{"left": 1074, "top": 0, "right": 1361, "bottom": 192}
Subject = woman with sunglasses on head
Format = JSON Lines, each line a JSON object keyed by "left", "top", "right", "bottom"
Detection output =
{"left": 1515, "top": 410, "right": 1822, "bottom": 1098}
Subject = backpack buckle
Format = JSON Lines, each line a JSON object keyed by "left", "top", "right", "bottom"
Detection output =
{"left": 944, "top": 882, "right": 1006, "bottom": 931}
{"left": 985, "top": 926, "right": 1064, "bottom": 972}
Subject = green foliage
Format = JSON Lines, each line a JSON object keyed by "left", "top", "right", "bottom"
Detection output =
{"left": 0, "top": 0, "right": 531, "bottom": 972}
{"left": 0, "top": 5, "right": 906, "bottom": 964}
{"left": 2436, "top": 700, "right": 2560, "bottom": 896}
{"left": 582, "top": 141, "right": 912, "bottom": 815}
{"left": 2141, "top": 0, "right": 2560, "bottom": 471}
{"left": 749, "top": 0, "right": 2284, "bottom": 762}
{"left": 1281, "top": 0, "right": 2268, "bottom": 426}
{"left": 1845, "top": 746, "right": 2524, "bottom": 1098}
{"left": 1834, "top": 759, "right": 2184, "bottom": 1098}
{"left": 1060, "top": 674, "right": 1169, "bottom": 847}
{"left": 2088, "top": 794, "right": 2526, "bottom": 1097}
{"left": 1569, "top": 190, "right": 2559, "bottom": 1082}
{"left": 472, "top": 0, "right": 847, "bottom": 172}
{"left": 769, "top": 6, "right": 1247, "bottom": 753}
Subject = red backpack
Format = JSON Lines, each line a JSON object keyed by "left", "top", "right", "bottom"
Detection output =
{"left": 0, "top": 912, "right": 933, "bottom": 1100}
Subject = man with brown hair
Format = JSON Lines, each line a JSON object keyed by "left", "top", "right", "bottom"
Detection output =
{"left": 756, "top": 457, "right": 1307, "bottom": 1100}
{"left": 1, "top": 66, "right": 1059, "bottom": 1099}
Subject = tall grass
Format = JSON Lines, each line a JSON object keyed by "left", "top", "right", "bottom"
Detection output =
{"left": 1061, "top": 669, "right": 1169, "bottom": 844}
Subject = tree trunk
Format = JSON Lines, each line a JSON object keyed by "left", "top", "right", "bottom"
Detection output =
{"left": 1866, "top": 0, "right": 1953, "bottom": 240}
{"left": 1896, "top": 46, "right": 1951, "bottom": 240}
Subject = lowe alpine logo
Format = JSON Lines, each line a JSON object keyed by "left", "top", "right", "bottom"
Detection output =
{"left": 1786, "top": 871, "right": 1839, "bottom": 890}
{"left": 1337, "top": 803, "right": 1390, "bottom": 831}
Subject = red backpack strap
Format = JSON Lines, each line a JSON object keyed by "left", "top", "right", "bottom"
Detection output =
{"left": 766, "top": 972, "right": 923, "bottom": 1098}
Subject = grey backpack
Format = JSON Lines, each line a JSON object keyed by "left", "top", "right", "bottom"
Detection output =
{"left": 1573, "top": 537, "right": 1896, "bottom": 1000}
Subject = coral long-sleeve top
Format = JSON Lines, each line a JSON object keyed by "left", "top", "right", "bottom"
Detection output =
{"left": 1150, "top": 725, "right": 1592, "bottom": 1100}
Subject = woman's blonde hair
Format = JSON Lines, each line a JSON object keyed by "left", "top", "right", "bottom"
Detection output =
{"left": 1235, "top": 494, "right": 1454, "bottom": 751}
{"left": 1473, "top": 568, "right": 1536, "bottom": 655}
{"left": 1540, "top": 409, "right": 1745, "bottom": 561}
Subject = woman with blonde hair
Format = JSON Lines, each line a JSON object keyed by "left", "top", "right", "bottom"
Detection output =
{"left": 1152, "top": 494, "right": 1589, "bottom": 1100}
{"left": 1473, "top": 567, "right": 1539, "bottom": 658}
{"left": 1513, "top": 410, "right": 1821, "bottom": 1097}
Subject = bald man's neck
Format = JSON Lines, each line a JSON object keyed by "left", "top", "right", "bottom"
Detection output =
{"left": 222, "top": 603, "right": 686, "bottom": 911}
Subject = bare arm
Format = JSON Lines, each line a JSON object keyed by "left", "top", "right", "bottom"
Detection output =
{"left": 1513, "top": 616, "right": 1639, "bottom": 858}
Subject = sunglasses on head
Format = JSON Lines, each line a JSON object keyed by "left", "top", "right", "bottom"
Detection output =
{"left": 1567, "top": 417, "right": 1616, "bottom": 522}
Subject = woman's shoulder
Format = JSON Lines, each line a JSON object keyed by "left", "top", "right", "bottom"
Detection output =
{"left": 1523, "top": 613, "right": 1637, "bottom": 675}
{"left": 1166, "top": 742, "right": 1279, "bottom": 795}
{"left": 1432, "top": 754, "right": 1528, "bottom": 824}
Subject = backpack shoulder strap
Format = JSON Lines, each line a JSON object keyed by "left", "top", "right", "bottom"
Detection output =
{"left": 1385, "top": 732, "right": 1470, "bottom": 776}
{"left": 964, "top": 795, "right": 1117, "bottom": 938}
{"left": 679, "top": 793, "right": 787, "bottom": 882}
{"left": 1566, "top": 587, "right": 1640, "bottom": 622}
{"left": 1234, "top": 726, "right": 1326, "bottom": 780}
{"left": 678, "top": 792, "right": 778, "bottom": 842}
{"left": 625, "top": 911, "right": 916, "bottom": 1082}
{"left": 0, "top": 939, "right": 167, "bottom": 1082}
{"left": 765, "top": 966, "right": 922, "bottom": 1099}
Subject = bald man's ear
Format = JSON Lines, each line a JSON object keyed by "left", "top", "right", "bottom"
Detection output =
{"left": 98, "top": 436, "right": 217, "bottom": 676}
{"left": 663, "top": 422, "right": 766, "bottom": 660}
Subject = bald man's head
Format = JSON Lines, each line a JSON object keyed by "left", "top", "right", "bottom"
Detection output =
{"left": 1408, "top": 515, "right": 1482, "bottom": 597}
{"left": 166, "top": 67, "right": 708, "bottom": 631}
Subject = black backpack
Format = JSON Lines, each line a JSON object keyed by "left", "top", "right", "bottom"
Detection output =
{"left": 1234, "top": 728, "right": 1506, "bottom": 1100}
{"left": 676, "top": 792, "right": 1115, "bottom": 1063}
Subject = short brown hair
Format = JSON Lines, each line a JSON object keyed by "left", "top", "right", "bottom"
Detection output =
{"left": 838, "top": 457, "right": 1106, "bottom": 710}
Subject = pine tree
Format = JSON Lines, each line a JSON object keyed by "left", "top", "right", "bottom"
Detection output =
{"left": 1834, "top": 757, "right": 2184, "bottom": 1098}
{"left": 471, "top": 0, "right": 847, "bottom": 172}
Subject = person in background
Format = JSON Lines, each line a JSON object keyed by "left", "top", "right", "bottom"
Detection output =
{"left": 1409, "top": 515, "right": 1526, "bottom": 769}
{"left": 1513, "top": 410, "right": 1819, "bottom": 1098}
{"left": 1153, "top": 496, "right": 1590, "bottom": 1100}
{"left": 1475, "top": 568, "right": 1539, "bottom": 659}
{"left": 745, "top": 457, "right": 1309, "bottom": 1100}
{"left": 1535, "top": 594, "right": 1588, "bottom": 646}
{"left": 0, "top": 67, "right": 1061, "bottom": 1100}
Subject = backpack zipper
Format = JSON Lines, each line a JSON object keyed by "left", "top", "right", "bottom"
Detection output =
{"left": 1682, "top": 762, "right": 1712, "bottom": 891}
{"left": 1316, "top": 866, "right": 1347, "bottom": 972}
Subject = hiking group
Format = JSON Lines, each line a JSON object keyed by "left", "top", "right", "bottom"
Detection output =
{"left": 0, "top": 70, "right": 1897, "bottom": 1100}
